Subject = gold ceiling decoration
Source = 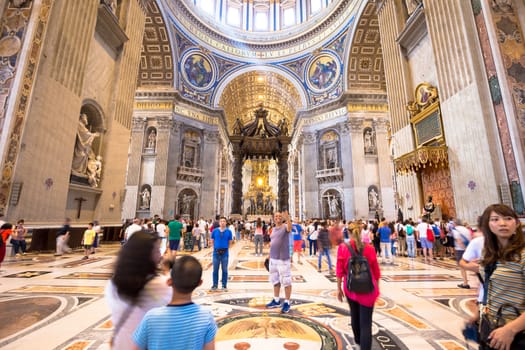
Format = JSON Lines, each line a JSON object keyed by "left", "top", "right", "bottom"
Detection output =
{"left": 394, "top": 146, "right": 449, "bottom": 174}
{"left": 219, "top": 71, "right": 302, "bottom": 133}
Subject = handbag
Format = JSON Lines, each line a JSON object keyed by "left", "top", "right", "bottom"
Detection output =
{"left": 478, "top": 263, "right": 525, "bottom": 350}
{"left": 479, "top": 304, "right": 525, "bottom": 350}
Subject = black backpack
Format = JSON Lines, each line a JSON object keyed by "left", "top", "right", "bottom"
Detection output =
{"left": 345, "top": 242, "right": 375, "bottom": 294}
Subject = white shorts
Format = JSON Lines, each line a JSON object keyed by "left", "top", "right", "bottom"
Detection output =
{"left": 269, "top": 258, "right": 292, "bottom": 287}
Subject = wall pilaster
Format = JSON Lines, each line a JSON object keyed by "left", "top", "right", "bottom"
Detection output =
{"left": 301, "top": 131, "right": 319, "bottom": 218}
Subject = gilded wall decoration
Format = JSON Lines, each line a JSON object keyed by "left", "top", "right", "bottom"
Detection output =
{"left": 0, "top": 0, "right": 51, "bottom": 215}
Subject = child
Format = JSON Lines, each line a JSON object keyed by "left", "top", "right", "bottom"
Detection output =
{"left": 132, "top": 255, "right": 217, "bottom": 350}
{"left": 82, "top": 223, "right": 96, "bottom": 260}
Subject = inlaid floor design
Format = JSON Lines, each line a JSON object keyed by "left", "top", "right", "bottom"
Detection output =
{"left": 0, "top": 241, "right": 480, "bottom": 349}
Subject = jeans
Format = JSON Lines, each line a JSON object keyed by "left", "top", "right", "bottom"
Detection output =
{"left": 191, "top": 236, "right": 201, "bottom": 251}
{"left": 318, "top": 247, "right": 332, "bottom": 270}
{"left": 406, "top": 236, "right": 415, "bottom": 257}
{"left": 254, "top": 235, "right": 263, "bottom": 255}
{"left": 308, "top": 239, "right": 317, "bottom": 255}
{"left": 12, "top": 239, "right": 26, "bottom": 254}
{"left": 347, "top": 297, "right": 374, "bottom": 350}
{"left": 212, "top": 250, "right": 229, "bottom": 288}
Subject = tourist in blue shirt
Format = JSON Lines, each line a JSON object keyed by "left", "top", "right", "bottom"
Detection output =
{"left": 210, "top": 217, "right": 233, "bottom": 291}
{"left": 378, "top": 218, "right": 394, "bottom": 264}
{"left": 132, "top": 255, "right": 217, "bottom": 350}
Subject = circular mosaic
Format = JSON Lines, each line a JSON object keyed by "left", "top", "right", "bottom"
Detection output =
{"left": 306, "top": 53, "right": 340, "bottom": 92}
{"left": 181, "top": 52, "right": 215, "bottom": 90}
{"left": 216, "top": 312, "right": 340, "bottom": 350}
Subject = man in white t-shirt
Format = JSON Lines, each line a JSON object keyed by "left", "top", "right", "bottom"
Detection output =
{"left": 460, "top": 234, "right": 484, "bottom": 302}
{"left": 156, "top": 219, "right": 167, "bottom": 255}
{"left": 125, "top": 218, "right": 143, "bottom": 241}
{"left": 198, "top": 218, "right": 208, "bottom": 248}
{"left": 244, "top": 221, "right": 252, "bottom": 241}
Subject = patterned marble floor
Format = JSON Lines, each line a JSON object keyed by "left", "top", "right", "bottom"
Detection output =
{"left": 0, "top": 241, "right": 480, "bottom": 350}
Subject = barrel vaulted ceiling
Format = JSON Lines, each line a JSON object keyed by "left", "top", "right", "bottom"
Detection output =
{"left": 138, "top": 0, "right": 386, "bottom": 133}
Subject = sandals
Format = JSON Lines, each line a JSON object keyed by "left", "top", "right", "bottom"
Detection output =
{"left": 457, "top": 283, "right": 470, "bottom": 289}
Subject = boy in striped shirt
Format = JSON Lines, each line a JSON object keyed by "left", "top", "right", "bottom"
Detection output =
{"left": 132, "top": 255, "right": 217, "bottom": 350}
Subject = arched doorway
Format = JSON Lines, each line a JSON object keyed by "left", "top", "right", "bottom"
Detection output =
{"left": 177, "top": 188, "right": 198, "bottom": 220}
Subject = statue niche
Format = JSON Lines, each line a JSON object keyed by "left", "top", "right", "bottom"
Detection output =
{"left": 71, "top": 110, "right": 104, "bottom": 188}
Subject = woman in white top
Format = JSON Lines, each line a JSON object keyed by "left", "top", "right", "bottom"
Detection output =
{"left": 105, "top": 231, "right": 172, "bottom": 349}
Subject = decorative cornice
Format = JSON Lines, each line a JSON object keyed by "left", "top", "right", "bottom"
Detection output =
{"left": 132, "top": 117, "right": 147, "bottom": 132}
{"left": 156, "top": 116, "right": 172, "bottom": 130}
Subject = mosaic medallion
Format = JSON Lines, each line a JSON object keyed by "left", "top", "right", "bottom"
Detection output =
{"left": 306, "top": 53, "right": 340, "bottom": 92}
{"left": 181, "top": 51, "right": 215, "bottom": 90}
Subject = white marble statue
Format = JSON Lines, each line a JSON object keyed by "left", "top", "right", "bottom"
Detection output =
{"left": 72, "top": 113, "right": 100, "bottom": 177}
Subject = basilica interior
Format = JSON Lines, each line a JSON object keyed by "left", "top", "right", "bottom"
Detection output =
{"left": 0, "top": 0, "right": 524, "bottom": 349}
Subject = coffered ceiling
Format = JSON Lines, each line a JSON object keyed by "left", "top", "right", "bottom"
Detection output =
{"left": 218, "top": 71, "right": 303, "bottom": 130}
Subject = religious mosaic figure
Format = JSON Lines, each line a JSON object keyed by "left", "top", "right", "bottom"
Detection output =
{"left": 140, "top": 188, "right": 150, "bottom": 209}
{"left": 147, "top": 129, "right": 156, "bottom": 149}
{"left": 310, "top": 57, "right": 337, "bottom": 89}
{"left": 184, "top": 54, "right": 212, "bottom": 87}
{"left": 71, "top": 113, "right": 100, "bottom": 177}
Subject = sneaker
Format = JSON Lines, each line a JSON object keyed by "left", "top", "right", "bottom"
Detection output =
{"left": 222, "top": 286, "right": 228, "bottom": 292}
{"left": 281, "top": 302, "right": 291, "bottom": 314}
{"left": 298, "top": 261, "right": 303, "bottom": 265}
{"left": 82, "top": 256, "right": 89, "bottom": 260}
{"left": 266, "top": 299, "right": 281, "bottom": 308}
{"left": 458, "top": 284, "right": 470, "bottom": 289}
{"left": 209, "top": 286, "right": 218, "bottom": 291}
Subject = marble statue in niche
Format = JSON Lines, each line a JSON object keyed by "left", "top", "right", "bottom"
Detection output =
{"left": 147, "top": 129, "right": 156, "bottom": 149}
{"left": 87, "top": 155, "right": 102, "bottom": 187}
{"left": 368, "top": 187, "right": 379, "bottom": 211}
{"left": 181, "top": 193, "right": 195, "bottom": 214}
{"left": 140, "top": 187, "right": 151, "bottom": 209}
{"left": 71, "top": 113, "right": 100, "bottom": 178}
{"left": 329, "top": 196, "right": 341, "bottom": 218}
{"left": 326, "top": 147, "right": 337, "bottom": 168}
{"left": 364, "top": 128, "right": 376, "bottom": 155}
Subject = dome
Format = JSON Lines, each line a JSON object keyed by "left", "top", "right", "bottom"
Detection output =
{"left": 165, "top": 0, "right": 359, "bottom": 60}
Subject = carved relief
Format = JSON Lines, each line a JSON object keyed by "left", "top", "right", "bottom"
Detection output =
{"left": 348, "top": 118, "right": 364, "bottom": 132}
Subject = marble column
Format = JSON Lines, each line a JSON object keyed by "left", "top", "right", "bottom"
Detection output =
{"left": 348, "top": 118, "right": 366, "bottom": 219}
{"left": 122, "top": 117, "right": 147, "bottom": 219}
{"left": 200, "top": 130, "right": 220, "bottom": 218}
{"left": 337, "top": 120, "right": 354, "bottom": 220}
{"left": 374, "top": 119, "right": 395, "bottom": 219}
{"left": 278, "top": 150, "right": 289, "bottom": 212}
{"left": 150, "top": 116, "right": 171, "bottom": 217}
{"left": 231, "top": 144, "right": 243, "bottom": 215}
{"left": 301, "top": 131, "right": 318, "bottom": 218}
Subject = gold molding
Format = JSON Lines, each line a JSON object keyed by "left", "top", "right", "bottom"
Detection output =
{"left": 394, "top": 146, "right": 449, "bottom": 174}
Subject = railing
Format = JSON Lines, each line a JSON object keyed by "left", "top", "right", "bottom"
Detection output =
{"left": 315, "top": 167, "right": 344, "bottom": 183}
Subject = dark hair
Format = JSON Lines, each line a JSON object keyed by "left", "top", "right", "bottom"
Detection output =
{"left": 171, "top": 255, "right": 202, "bottom": 294}
{"left": 256, "top": 217, "right": 262, "bottom": 227}
{"left": 112, "top": 231, "right": 159, "bottom": 303}
{"left": 480, "top": 204, "right": 524, "bottom": 266}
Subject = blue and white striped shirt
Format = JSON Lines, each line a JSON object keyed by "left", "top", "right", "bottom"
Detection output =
{"left": 133, "top": 303, "right": 217, "bottom": 350}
